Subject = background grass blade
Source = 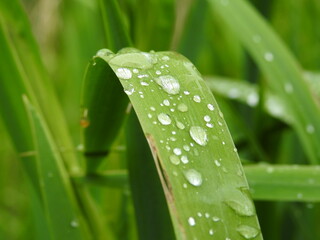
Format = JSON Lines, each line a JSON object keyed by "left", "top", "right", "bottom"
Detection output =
{"left": 208, "top": 0, "right": 320, "bottom": 164}
{"left": 126, "top": 112, "right": 175, "bottom": 240}
{"left": 24, "top": 97, "right": 89, "bottom": 240}
{"left": 81, "top": 55, "right": 129, "bottom": 172}
{"left": 0, "top": 0, "right": 80, "bottom": 174}
{"left": 95, "top": 48, "right": 263, "bottom": 239}
{"left": 244, "top": 164, "right": 320, "bottom": 202}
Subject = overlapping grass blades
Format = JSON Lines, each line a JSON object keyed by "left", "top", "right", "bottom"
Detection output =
{"left": 87, "top": 48, "right": 262, "bottom": 239}
{"left": 208, "top": 0, "right": 320, "bottom": 164}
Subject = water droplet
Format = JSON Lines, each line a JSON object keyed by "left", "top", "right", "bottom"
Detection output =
{"left": 156, "top": 70, "right": 162, "bottom": 75}
{"left": 183, "top": 145, "right": 191, "bottom": 151}
{"left": 184, "top": 169, "right": 203, "bottom": 186}
{"left": 147, "top": 113, "right": 152, "bottom": 119}
{"left": 306, "top": 124, "right": 315, "bottom": 134}
{"left": 197, "top": 212, "right": 202, "bottom": 217}
{"left": 169, "top": 155, "right": 180, "bottom": 165}
{"left": 205, "top": 213, "right": 210, "bottom": 218}
{"left": 212, "top": 216, "right": 220, "bottom": 222}
{"left": 184, "top": 90, "right": 190, "bottom": 95}
{"left": 264, "top": 52, "right": 274, "bottom": 62}
{"left": 207, "top": 104, "right": 214, "bottom": 111}
{"left": 246, "top": 92, "right": 259, "bottom": 107}
{"left": 173, "top": 148, "right": 182, "bottom": 156}
{"left": 214, "top": 160, "right": 221, "bottom": 167}
{"left": 116, "top": 68, "right": 132, "bottom": 79}
{"left": 158, "top": 113, "right": 172, "bottom": 125}
{"left": 193, "top": 95, "right": 201, "bottom": 103}
{"left": 70, "top": 220, "right": 79, "bottom": 228}
{"left": 96, "top": 48, "right": 114, "bottom": 58}
{"left": 140, "top": 81, "right": 149, "bottom": 86}
{"left": 178, "top": 103, "right": 188, "bottom": 112}
{"left": 225, "top": 198, "right": 255, "bottom": 217}
{"left": 155, "top": 75, "right": 180, "bottom": 95}
{"left": 163, "top": 99, "right": 170, "bottom": 106}
{"left": 176, "top": 121, "right": 185, "bottom": 129}
{"left": 204, "top": 115, "right": 211, "bottom": 122}
{"left": 236, "top": 225, "right": 260, "bottom": 239}
{"left": 206, "top": 123, "right": 214, "bottom": 128}
{"left": 150, "top": 106, "right": 156, "bottom": 111}
{"left": 188, "top": 217, "right": 196, "bottom": 226}
{"left": 209, "top": 229, "right": 214, "bottom": 236}
{"left": 133, "top": 69, "right": 139, "bottom": 73}
{"left": 189, "top": 126, "right": 208, "bottom": 146}
{"left": 124, "top": 88, "right": 135, "bottom": 95}
{"left": 181, "top": 155, "right": 189, "bottom": 164}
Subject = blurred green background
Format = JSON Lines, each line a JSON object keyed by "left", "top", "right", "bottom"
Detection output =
{"left": 1, "top": 0, "right": 320, "bottom": 239}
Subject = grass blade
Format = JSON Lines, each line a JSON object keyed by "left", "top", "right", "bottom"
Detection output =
{"left": 81, "top": 54, "right": 129, "bottom": 172}
{"left": 126, "top": 111, "right": 175, "bottom": 240}
{"left": 24, "top": 97, "right": 89, "bottom": 240}
{"left": 93, "top": 48, "right": 263, "bottom": 239}
{"left": 245, "top": 164, "right": 320, "bottom": 202}
{"left": 208, "top": 0, "right": 320, "bottom": 164}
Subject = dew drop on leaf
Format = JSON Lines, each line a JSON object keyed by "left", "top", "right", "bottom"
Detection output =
{"left": 157, "top": 113, "right": 172, "bottom": 125}
{"left": 236, "top": 225, "right": 260, "bottom": 239}
{"left": 177, "top": 103, "right": 188, "bottom": 112}
{"left": 116, "top": 68, "right": 132, "bottom": 79}
{"left": 155, "top": 75, "right": 180, "bottom": 95}
{"left": 189, "top": 126, "right": 208, "bottom": 146}
{"left": 169, "top": 155, "right": 180, "bottom": 165}
{"left": 184, "top": 169, "right": 203, "bottom": 186}
{"left": 188, "top": 217, "right": 196, "bottom": 226}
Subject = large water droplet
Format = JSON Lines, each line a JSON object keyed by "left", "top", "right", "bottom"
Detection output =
{"left": 157, "top": 113, "right": 172, "bottom": 125}
{"left": 184, "top": 169, "right": 203, "bottom": 186}
{"left": 155, "top": 75, "right": 180, "bottom": 95}
{"left": 96, "top": 48, "right": 114, "bottom": 58}
{"left": 236, "top": 225, "right": 260, "bottom": 239}
{"left": 115, "top": 68, "right": 132, "bottom": 79}
{"left": 204, "top": 115, "right": 211, "bottom": 122}
{"left": 225, "top": 198, "right": 255, "bottom": 217}
{"left": 207, "top": 104, "right": 215, "bottom": 111}
{"left": 188, "top": 217, "right": 196, "bottom": 226}
{"left": 177, "top": 103, "right": 188, "bottom": 112}
{"left": 173, "top": 148, "right": 182, "bottom": 156}
{"left": 189, "top": 126, "right": 208, "bottom": 146}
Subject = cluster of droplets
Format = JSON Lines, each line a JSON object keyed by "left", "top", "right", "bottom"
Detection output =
{"left": 111, "top": 51, "right": 261, "bottom": 239}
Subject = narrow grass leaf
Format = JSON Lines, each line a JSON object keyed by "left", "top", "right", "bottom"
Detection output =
{"left": 126, "top": 112, "right": 175, "bottom": 240}
{"left": 24, "top": 97, "right": 89, "bottom": 240}
{"left": 98, "top": 0, "right": 132, "bottom": 51}
{"left": 93, "top": 48, "right": 262, "bottom": 239}
{"left": 81, "top": 54, "right": 128, "bottom": 172}
{"left": 208, "top": 0, "right": 320, "bottom": 164}
{"left": 0, "top": 0, "right": 81, "bottom": 174}
{"left": 245, "top": 164, "right": 320, "bottom": 202}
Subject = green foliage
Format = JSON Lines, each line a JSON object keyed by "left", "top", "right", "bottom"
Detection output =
{"left": 1, "top": 0, "right": 320, "bottom": 239}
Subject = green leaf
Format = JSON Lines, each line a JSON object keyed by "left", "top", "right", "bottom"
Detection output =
{"left": 208, "top": 0, "right": 320, "bottom": 164}
{"left": 245, "top": 164, "right": 320, "bottom": 202}
{"left": 24, "top": 97, "right": 89, "bottom": 240}
{"left": 0, "top": 0, "right": 81, "bottom": 174}
{"left": 98, "top": 0, "right": 132, "bottom": 51}
{"left": 81, "top": 54, "right": 129, "bottom": 172}
{"left": 92, "top": 48, "right": 262, "bottom": 240}
{"left": 126, "top": 111, "right": 175, "bottom": 240}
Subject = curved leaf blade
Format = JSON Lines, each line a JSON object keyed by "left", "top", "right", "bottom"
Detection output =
{"left": 93, "top": 48, "right": 263, "bottom": 240}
